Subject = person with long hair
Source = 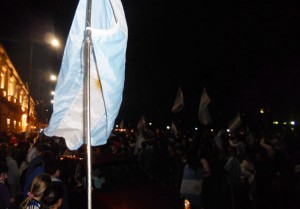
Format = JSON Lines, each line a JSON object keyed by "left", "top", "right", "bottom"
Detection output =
{"left": 180, "top": 143, "right": 204, "bottom": 209}
{"left": 20, "top": 173, "right": 51, "bottom": 209}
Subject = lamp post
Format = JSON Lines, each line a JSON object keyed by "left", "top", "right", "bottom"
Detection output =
{"left": 27, "top": 38, "right": 60, "bottom": 130}
{"left": 36, "top": 72, "right": 57, "bottom": 129}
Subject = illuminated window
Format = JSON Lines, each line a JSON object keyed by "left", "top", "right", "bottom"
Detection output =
{"left": 8, "top": 82, "right": 13, "bottom": 96}
{"left": 19, "top": 90, "right": 23, "bottom": 103}
{"left": 13, "top": 120, "right": 16, "bottom": 130}
{"left": 8, "top": 77, "right": 16, "bottom": 96}
{"left": 7, "top": 118, "right": 10, "bottom": 129}
{"left": 0, "top": 73, "right": 4, "bottom": 89}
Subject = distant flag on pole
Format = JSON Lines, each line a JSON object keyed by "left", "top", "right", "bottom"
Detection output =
{"left": 171, "top": 87, "right": 184, "bottom": 113}
{"left": 228, "top": 113, "right": 242, "bottom": 131}
{"left": 171, "top": 121, "right": 178, "bottom": 136}
{"left": 198, "top": 87, "right": 212, "bottom": 125}
{"left": 119, "top": 119, "right": 124, "bottom": 129}
{"left": 137, "top": 116, "right": 146, "bottom": 130}
{"left": 44, "top": 0, "right": 128, "bottom": 150}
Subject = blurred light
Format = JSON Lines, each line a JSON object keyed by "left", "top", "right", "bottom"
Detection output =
{"left": 273, "top": 121, "right": 279, "bottom": 125}
{"left": 166, "top": 126, "right": 170, "bottom": 130}
{"left": 184, "top": 199, "right": 191, "bottom": 209}
{"left": 51, "top": 91, "right": 55, "bottom": 95}
{"left": 283, "top": 122, "right": 287, "bottom": 125}
{"left": 211, "top": 129, "right": 214, "bottom": 132}
{"left": 116, "top": 125, "right": 119, "bottom": 128}
{"left": 195, "top": 127, "right": 198, "bottom": 131}
{"left": 50, "top": 39, "right": 60, "bottom": 47}
{"left": 226, "top": 129, "right": 230, "bottom": 132}
{"left": 45, "top": 33, "right": 60, "bottom": 48}
{"left": 149, "top": 122, "right": 152, "bottom": 126}
{"left": 260, "top": 108, "right": 265, "bottom": 114}
{"left": 290, "top": 121, "right": 295, "bottom": 126}
{"left": 51, "top": 100, "right": 54, "bottom": 103}
{"left": 50, "top": 74, "right": 57, "bottom": 81}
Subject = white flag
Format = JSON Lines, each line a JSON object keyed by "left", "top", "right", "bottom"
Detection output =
{"left": 119, "top": 119, "right": 124, "bottom": 129}
{"left": 198, "top": 88, "right": 212, "bottom": 125}
{"left": 228, "top": 113, "right": 242, "bottom": 131}
{"left": 137, "top": 116, "right": 146, "bottom": 130}
{"left": 44, "top": 0, "right": 128, "bottom": 150}
{"left": 171, "top": 121, "right": 178, "bottom": 136}
{"left": 172, "top": 87, "right": 184, "bottom": 113}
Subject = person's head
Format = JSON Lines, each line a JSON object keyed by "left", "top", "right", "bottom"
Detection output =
{"left": 20, "top": 173, "right": 52, "bottom": 209}
{"left": 41, "top": 183, "right": 64, "bottom": 209}
{"left": 44, "top": 160, "right": 61, "bottom": 178}
{"left": 27, "top": 137, "right": 34, "bottom": 144}
{"left": 0, "top": 161, "right": 8, "bottom": 183}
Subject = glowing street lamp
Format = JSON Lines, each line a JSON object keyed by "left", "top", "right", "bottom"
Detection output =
{"left": 50, "top": 74, "right": 57, "bottom": 81}
{"left": 50, "top": 38, "right": 60, "bottom": 48}
{"left": 27, "top": 37, "right": 60, "bottom": 127}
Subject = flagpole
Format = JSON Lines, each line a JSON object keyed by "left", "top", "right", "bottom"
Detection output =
{"left": 84, "top": 0, "right": 92, "bottom": 208}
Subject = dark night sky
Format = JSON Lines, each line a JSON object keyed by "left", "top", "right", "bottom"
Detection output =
{"left": 1, "top": 0, "right": 300, "bottom": 130}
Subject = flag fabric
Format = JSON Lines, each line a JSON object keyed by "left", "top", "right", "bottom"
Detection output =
{"left": 198, "top": 87, "right": 212, "bottom": 125}
{"left": 172, "top": 87, "right": 184, "bottom": 113}
{"left": 44, "top": 0, "right": 128, "bottom": 150}
{"left": 119, "top": 119, "right": 124, "bottom": 129}
{"left": 228, "top": 113, "right": 242, "bottom": 131}
{"left": 137, "top": 116, "right": 146, "bottom": 130}
{"left": 171, "top": 121, "right": 178, "bottom": 136}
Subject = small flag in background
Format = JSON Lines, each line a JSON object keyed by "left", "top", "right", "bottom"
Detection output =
{"left": 119, "top": 119, "right": 124, "bottom": 129}
{"left": 44, "top": 0, "right": 128, "bottom": 150}
{"left": 228, "top": 113, "right": 242, "bottom": 131}
{"left": 137, "top": 116, "right": 146, "bottom": 130}
{"left": 171, "top": 121, "right": 178, "bottom": 136}
{"left": 198, "top": 87, "right": 212, "bottom": 125}
{"left": 172, "top": 87, "right": 184, "bottom": 113}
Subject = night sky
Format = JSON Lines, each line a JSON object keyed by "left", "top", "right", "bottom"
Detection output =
{"left": 1, "top": 0, "right": 300, "bottom": 130}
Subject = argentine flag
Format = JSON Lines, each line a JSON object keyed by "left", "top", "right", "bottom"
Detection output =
{"left": 44, "top": 0, "right": 128, "bottom": 150}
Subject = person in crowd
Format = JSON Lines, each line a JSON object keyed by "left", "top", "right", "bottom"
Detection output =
{"left": 23, "top": 143, "right": 52, "bottom": 199}
{"left": 44, "top": 160, "right": 69, "bottom": 209}
{"left": 180, "top": 144, "right": 204, "bottom": 209}
{"left": 20, "top": 173, "right": 51, "bottom": 209}
{"left": 138, "top": 141, "right": 154, "bottom": 172}
{"left": 0, "top": 161, "right": 10, "bottom": 209}
{"left": 26, "top": 136, "right": 38, "bottom": 166}
{"left": 92, "top": 168, "right": 106, "bottom": 190}
{"left": 41, "top": 183, "right": 64, "bottom": 209}
{"left": 224, "top": 145, "right": 242, "bottom": 209}
{"left": 5, "top": 146, "right": 19, "bottom": 203}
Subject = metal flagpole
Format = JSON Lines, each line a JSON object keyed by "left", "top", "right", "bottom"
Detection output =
{"left": 84, "top": 0, "right": 92, "bottom": 208}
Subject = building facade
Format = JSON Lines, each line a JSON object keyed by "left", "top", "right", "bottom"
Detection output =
{"left": 0, "top": 43, "right": 36, "bottom": 133}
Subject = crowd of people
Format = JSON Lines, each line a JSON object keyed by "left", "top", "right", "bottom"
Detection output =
{"left": 0, "top": 125, "right": 300, "bottom": 209}
{"left": 0, "top": 132, "right": 68, "bottom": 209}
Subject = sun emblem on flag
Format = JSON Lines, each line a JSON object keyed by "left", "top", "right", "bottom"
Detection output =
{"left": 93, "top": 77, "right": 102, "bottom": 93}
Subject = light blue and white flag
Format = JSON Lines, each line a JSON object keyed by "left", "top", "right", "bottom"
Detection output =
{"left": 171, "top": 86, "right": 184, "bottom": 113}
{"left": 44, "top": 0, "right": 128, "bottom": 150}
{"left": 198, "top": 87, "right": 212, "bottom": 125}
{"left": 171, "top": 121, "right": 178, "bottom": 136}
{"left": 137, "top": 116, "right": 146, "bottom": 130}
{"left": 228, "top": 113, "right": 242, "bottom": 132}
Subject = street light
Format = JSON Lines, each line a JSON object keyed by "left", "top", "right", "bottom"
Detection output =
{"left": 27, "top": 38, "right": 60, "bottom": 129}
{"left": 35, "top": 71, "right": 58, "bottom": 129}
